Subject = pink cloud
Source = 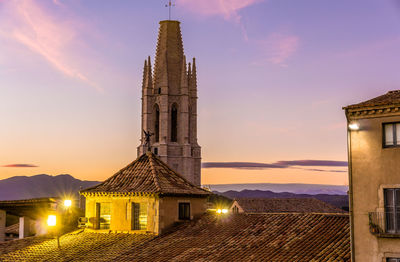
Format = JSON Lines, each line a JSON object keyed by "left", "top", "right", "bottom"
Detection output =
{"left": 177, "top": 0, "right": 264, "bottom": 23}
{"left": 257, "top": 32, "right": 300, "bottom": 66}
{"left": 2, "top": 164, "right": 38, "bottom": 168}
{"left": 1, "top": 0, "right": 100, "bottom": 91}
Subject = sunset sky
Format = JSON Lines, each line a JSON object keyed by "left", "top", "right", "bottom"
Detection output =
{"left": 1, "top": 0, "right": 400, "bottom": 185}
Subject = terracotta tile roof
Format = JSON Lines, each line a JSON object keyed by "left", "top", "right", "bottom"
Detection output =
{"left": 0, "top": 213, "right": 350, "bottom": 261}
{"left": 0, "top": 232, "right": 154, "bottom": 261}
{"left": 81, "top": 152, "right": 209, "bottom": 196}
{"left": 233, "top": 198, "right": 346, "bottom": 213}
{"left": 0, "top": 197, "right": 57, "bottom": 206}
{"left": 344, "top": 90, "right": 400, "bottom": 109}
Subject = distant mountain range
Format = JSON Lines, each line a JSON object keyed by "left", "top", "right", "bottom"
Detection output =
{"left": 215, "top": 190, "right": 349, "bottom": 210}
{"left": 0, "top": 174, "right": 99, "bottom": 200}
{"left": 0, "top": 175, "right": 348, "bottom": 211}
{"left": 207, "top": 183, "right": 348, "bottom": 195}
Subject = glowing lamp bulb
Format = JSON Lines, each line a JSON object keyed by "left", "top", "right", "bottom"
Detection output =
{"left": 348, "top": 122, "right": 359, "bottom": 131}
{"left": 217, "top": 209, "right": 222, "bottom": 214}
{"left": 47, "top": 215, "right": 57, "bottom": 227}
{"left": 222, "top": 209, "right": 228, "bottom": 214}
{"left": 64, "top": 199, "right": 72, "bottom": 207}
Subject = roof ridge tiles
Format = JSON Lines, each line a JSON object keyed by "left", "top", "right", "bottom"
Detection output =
{"left": 147, "top": 152, "right": 161, "bottom": 192}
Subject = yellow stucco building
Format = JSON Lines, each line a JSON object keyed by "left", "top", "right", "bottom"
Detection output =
{"left": 345, "top": 90, "right": 400, "bottom": 261}
{"left": 80, "top": 152, "right": 209, "bottom": 235}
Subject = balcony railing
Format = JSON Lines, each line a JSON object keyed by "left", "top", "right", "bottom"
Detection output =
{"left": 369, "top": 212, "right": 400, "bottom": 237}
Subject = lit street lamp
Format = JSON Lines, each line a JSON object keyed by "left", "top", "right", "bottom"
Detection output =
{"left": 46, "top": 199, "right": 73, "bottom": 249}
{"left": 47, "top": 214, "right": 59, "bottom": 248}
{"left": 64, "top": 199, "right": 72, "bottom": 208}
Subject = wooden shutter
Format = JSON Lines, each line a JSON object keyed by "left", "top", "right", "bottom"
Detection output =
{"left": 95, "top": 203, "right": 101, "bottom": 229}
{"left": 131, "top": 203, "right": 140, "bottom": 230}
{"left": 385, "top": 189, "right": 396, "bottom": 232}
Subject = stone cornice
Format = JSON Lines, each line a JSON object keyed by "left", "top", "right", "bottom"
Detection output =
{"left": 80, "top": 192, "right": 157, "bottom": 198}
{"left": 344, "top": 104, "right": 400, "bottom": 119}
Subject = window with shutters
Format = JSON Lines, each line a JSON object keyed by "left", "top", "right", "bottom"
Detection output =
{"left": 131, "top": 202, "right": 147, "bottom": 230}
{"left": 383, "top": 122, "right": 400, "bottom": 147}
{"left": 384, "top": 188, "right": 400, "bottom": 233}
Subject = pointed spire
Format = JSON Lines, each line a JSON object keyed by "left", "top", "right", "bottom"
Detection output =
{"left": 153, "top": 20, "right": 184, "bottom": 93}
{"left": 181, "top": 55, "right": 188, "bottom": 87}
{"left": 187, "top": 62, "right": 191, "bottom": 80}
{"left": 142, "top": 56, "right": 153, "bottom": 94}
{"left": 142, "top": 59, "right": 148, "bottom": 89}
{"left": 192, "top": 57, "right": 197, "bottom": 87}
{"left": 146, "top": 56, "right": 153, "bottom": 89}
{"left": 189, "top": 58, "right": 197, "bottom": 91}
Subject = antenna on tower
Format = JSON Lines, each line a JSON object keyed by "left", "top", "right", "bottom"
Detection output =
{"left": 165, "top": 0, "right": 175, "bottom": 20}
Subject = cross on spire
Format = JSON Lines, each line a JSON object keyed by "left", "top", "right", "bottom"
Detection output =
{"left": 165, "top": 0, "right": 175, "bottom": 20}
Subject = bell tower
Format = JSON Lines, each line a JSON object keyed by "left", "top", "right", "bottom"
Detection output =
{"left": 137, "top": 20, "right": 201, "bottom": 186}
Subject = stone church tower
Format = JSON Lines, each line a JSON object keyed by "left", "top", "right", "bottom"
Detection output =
{"left": 137, "top": 20, "right": 201, "bottom": 186}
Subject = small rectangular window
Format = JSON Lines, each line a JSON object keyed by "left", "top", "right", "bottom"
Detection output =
{"left": 384, "top": 188, "right": 400, "bottom": 233}
{"left": 179, "top": 203, "right": 190, "bottom": 220}
{"left": 154, "top": 147, "right": 158, "bottom": 155}
{"left": 383, "top": 122, "right": 400, "bottom": 147}
{"left": 387, "top": 258, "right": 400, "bottom": 262}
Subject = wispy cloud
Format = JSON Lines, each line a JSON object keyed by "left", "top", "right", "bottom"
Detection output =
{"left": 275, "top": 160, "right": 348, "bottom": 167}
{"left": 256, "top": 32, "right": 300, "bottom": 66}
{"left": 177, "top": 0, "right": 264, "bottom": 23}
{"left": 2, "top": 164, "right": 39, "bottom": 168}
{"left": 1, "top": 0, "right": 100, "bottom": 91}
{"left": 177, "top": 0, "right": 264, "bottom": 41}
{"left": 202, "top": 160, "right": 347, "bottom": 173}
{"left": 202, "top": 162, "right": 286, "bottom": 169}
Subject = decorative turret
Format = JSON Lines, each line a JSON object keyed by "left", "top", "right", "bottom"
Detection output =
{"left": 142, "top": 56, "right": 153, "bottom": 96}
{"left": 180, "top": 56, "right": 188, "bottom": 95}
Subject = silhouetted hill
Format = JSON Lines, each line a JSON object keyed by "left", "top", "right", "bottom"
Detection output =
{"left": 215, "top": 190, "right": 349, "bottom": 210}
{"left": 0, "top": 174, "right": 100, "bottom": 200}
{"left": 207, "top": 183, "right": 348, "bottom": 195}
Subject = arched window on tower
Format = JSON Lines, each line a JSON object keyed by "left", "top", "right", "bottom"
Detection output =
{"left": 171, "top": 104, "right": 178, "bottom": 142}
{"left": 154, "top": 104, "right": 160, "bottom": 142}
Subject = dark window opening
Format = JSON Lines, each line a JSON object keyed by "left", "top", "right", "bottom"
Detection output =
{"left": 383, "top": 122, "right": 400, "bottom": 147}
{"left": 171, "top": 105, "right": 178, "bottom": 142}
{"left": 158, "top": 88, "right": 161, "bottom": 94}
{"left": 387, "top": 258, "right": 400, "bottom": 262}
{"left": 155, "top": 106, "right": 160, "bottom": 142}
{"left": 154, "top": 147, "right": 158, "bottom": 155}
{"left": 384, "top": 188, "right": 400, "bottom": 233}
{"left": 179, "top": 203, "right": 190, "bottom": 220}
